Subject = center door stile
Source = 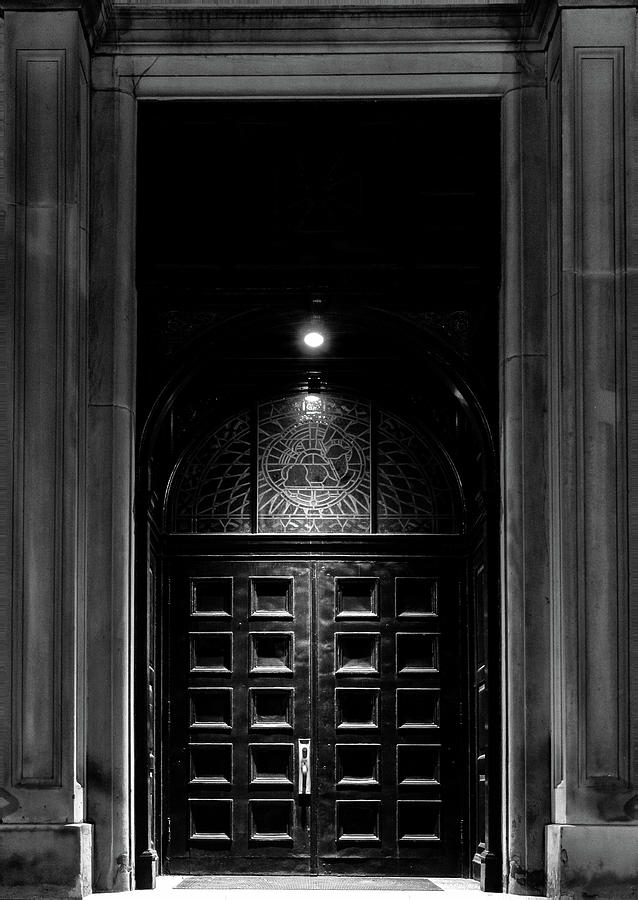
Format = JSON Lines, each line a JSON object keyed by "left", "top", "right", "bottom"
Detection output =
{"left": 310, "top": 560, "right": 320, "bottom": 873}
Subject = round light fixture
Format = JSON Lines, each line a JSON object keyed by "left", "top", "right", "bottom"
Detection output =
{"left": 302, "top": 394, "right": 323, "bottom": 415}
{"left": 303, "top": 330, "right": 324, "bottom": 348}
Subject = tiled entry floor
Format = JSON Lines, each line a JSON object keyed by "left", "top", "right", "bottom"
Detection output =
{"left": 118, "top": 875, "right": 545, "bottom": 899}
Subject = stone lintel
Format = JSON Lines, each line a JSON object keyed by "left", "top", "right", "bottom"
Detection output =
{"left": 0, "top": 824, "right": 92, "bottom": 898}
{"left": 546, "top": 825, "right": 638, "bottom": 899}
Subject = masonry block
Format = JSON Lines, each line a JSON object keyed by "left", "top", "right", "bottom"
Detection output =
{"left": 0, "top": 824, "right": 92, "bottom": 898}
{"left": 547, "top": 825, "right": 638, "bottom": 900}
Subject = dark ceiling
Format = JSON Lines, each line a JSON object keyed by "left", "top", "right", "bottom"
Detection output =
{"left": 136, "top": 99, "right": 501, "bottom": 414}
{"left": 137, "top": 99, "right": 500, "bottom": 296}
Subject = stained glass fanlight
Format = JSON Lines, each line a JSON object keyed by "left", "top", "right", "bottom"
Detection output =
{"left": 172, "top": 411, "right": 252, "bottom": 533}
{"left": 170, "top": 394, "right": 462, "bottom": 534}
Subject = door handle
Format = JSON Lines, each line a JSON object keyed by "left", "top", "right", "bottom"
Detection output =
{"left": 298, "top": 739, "right": 311, "bottom": 796}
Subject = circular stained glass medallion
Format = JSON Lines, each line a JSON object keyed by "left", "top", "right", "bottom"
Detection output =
{"left": 262, "top": 417, "right": 366, "bottom": 510}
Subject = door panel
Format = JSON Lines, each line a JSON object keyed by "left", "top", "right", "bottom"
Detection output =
{"left": 166, "top": 556, "right": 464, "bottom": 875}
{"left": 315, "top": 560, "right": 463, "bottom": 875}
{"left": 168, "top": 560, "right": 312, "bottom": 874}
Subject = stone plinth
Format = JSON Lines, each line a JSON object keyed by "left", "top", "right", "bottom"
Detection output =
{"left": 0, "top": 824, "right": 92, "bottom": 898}
{"left": 546, "top": 825, "right": 638, "bottom": 900}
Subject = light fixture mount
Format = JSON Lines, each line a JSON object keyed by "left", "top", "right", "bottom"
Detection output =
{"left": 306, "top": 372, "right": 323, "bottom": 393}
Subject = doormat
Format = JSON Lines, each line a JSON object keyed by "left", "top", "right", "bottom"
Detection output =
{"left": 175, "top": 876, "right": 443, "bottom": 890}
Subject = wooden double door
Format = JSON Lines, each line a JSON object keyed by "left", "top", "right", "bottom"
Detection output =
{"left": 166, "top": 556, "right": 466, "bottom": 875}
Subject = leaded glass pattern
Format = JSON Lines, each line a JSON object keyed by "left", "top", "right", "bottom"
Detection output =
{"left": 257, "top": 395, "right": 371, "bottom": 534}
{"left": 377, "top": 410, "right": 459, "bottom": 533}
{"left": 174, "top": 412, "right": 252, "bottom": 533}
{"left": 170, "top": 395, "right": 461, "bottom": 534}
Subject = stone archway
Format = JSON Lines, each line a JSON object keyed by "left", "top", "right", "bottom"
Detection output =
{"left": 136, "top": 304, "right": 501, "bottom": 885}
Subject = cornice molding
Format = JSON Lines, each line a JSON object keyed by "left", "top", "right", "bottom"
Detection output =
{"left": 101, "top": 0, "right": 556, "bottom": 49}
{"left": 5, "top": 0, "right": 635, "bottom": 53}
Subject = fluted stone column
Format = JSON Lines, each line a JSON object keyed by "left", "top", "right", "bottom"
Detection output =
{"left": 546, "top": 8, "right": 638, "bottom": 898}
{"left": 0, "top": 3, "right": 105, "bottom": 895}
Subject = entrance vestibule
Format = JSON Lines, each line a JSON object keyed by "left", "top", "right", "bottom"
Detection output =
{"left": 135, "top": 100, "right": 501, "bottom": 883}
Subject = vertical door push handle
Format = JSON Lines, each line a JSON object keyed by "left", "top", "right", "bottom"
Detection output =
{"left": 298, "top": 739, "right": 311, "bottom": 796}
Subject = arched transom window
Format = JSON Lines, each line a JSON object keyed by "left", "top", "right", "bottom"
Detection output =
{"left": 170, "top": 393, "right": 462, "bottom": 535}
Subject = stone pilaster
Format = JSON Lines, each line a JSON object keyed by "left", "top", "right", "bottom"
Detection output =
{"left": 547, "top": 8, "right": 637, "bottom": 898}
{"left": 0, "top": 5, "right": 94, "bottom": 897}
{"left": 86, "top": 57, "right": 137, "bottom": 893}
{"left": 501, "top": 74, "right": 552, "bottom": 896}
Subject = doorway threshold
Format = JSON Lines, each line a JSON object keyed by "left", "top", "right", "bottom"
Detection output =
{"left": 175, "top": 877, "right": 464, "bottom": 891}
{"left": 125, "top": 875, "right": 546, "bottom": 898}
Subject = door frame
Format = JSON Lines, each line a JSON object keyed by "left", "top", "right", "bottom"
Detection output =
{"left": 114, "top": 66, "right": 551, "bottom": 893}
{"left": 162, "top": 544, "right": 474, "bottom": 877}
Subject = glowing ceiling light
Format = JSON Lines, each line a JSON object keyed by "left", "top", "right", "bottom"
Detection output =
{"left": 303, "top": 394, "right": 323, "bottom": 415}
{"left": 303, "top": 331, "right": 324, "bottom": 348}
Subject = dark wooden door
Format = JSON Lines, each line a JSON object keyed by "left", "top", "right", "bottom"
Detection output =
{"left": 315, "top": 559, "right": 464, "bottom": 875}
{"left": 166, "top": 556, "right": 465, "bottom": 875}
{"left": 167, "top": 560, "right": 312, "bottom": 874}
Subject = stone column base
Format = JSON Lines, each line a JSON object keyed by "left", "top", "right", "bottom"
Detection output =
{"left": 0, "top": 823, "right": 92, "bottom": 898}
{"left": 546, "top": 824, "right": 638, "bottom": 899}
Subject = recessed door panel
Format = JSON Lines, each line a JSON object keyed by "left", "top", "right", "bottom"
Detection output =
{"left": 167, "top": 556, "right": 464, "bottom": 875}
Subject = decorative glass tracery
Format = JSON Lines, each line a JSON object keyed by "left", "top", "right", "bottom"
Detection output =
{"left": 173, "top": 412, "right": 252, "bottom": 533}
{"left": 257, "top": 395, "right": 371, "bottom": 534}
{"left": 171, "top": 394, "right": 461, "bottom": 534}
{"left": 376, "top": 410, "right": 459, "bottom": 533}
